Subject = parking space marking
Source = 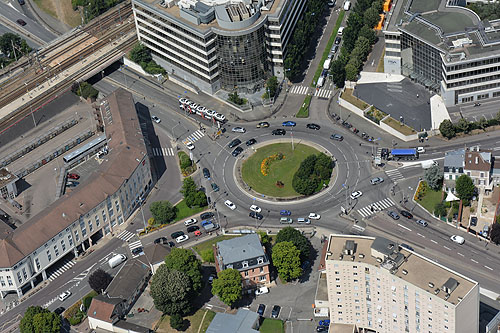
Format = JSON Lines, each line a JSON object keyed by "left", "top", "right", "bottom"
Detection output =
{"left": 457, "top": 252, "right": 464, "bottom": 257}
{"left": 417, "top": 233, "right": 425, "bottom": 238}
{"left": 430, "top": 239, "right": 438, "bottom": 244}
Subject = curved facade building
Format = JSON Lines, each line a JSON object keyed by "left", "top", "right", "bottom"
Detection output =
{"left": 132, "top": 0, "right": 307, "bottom": 94}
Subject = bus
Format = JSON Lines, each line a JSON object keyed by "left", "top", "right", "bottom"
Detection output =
{"left": 390, "top": 148, "right": 418, "bottom": 160}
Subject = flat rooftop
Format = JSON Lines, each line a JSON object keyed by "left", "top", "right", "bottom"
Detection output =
{"left": 386, "top": 0, "right": 500, "bottom": 61}
{"left": 326, "top": 235, "right": 477, "bottom": 306}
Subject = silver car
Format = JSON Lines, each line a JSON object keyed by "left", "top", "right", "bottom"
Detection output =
{"left": 232, "top": 127, "right": 246, "bottom": 133}
{"left": 370, "top": 177, "right": 384, "bottom": 185}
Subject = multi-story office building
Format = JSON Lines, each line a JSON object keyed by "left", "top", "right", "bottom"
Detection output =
{"left": 0, "top": 89, "right": 153, "bottom": 298}
{"left": 384, "top": 0, "right": 500, "bottom": 106}
{"left": 132, "top": 0, "right": 307, "bottom": 94}
{"left": 325, "top": 234, "right": 479, "bottom": 333}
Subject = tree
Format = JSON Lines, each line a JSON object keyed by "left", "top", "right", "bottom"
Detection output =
{"left": 0, "top": 33, "right": 32, "bottom": 59}
{"left": 181, "top": 177, "right": 206, "bottom": 208}
{"left": 434, "top": 202, "right": 447, "bottom": 217}
{"left": 211, "top": 268, "right": 242, "bottom": 307}
{"left": 276, "top": 227, "right": 311, "bottom": 261}
{"left": 266, "top": 76, "right": 279, "bottom": 98}
{"left": 150, "top": 265, "right": 193, "bottom": 315}
{"left": 257, "top": 231, "right": 271, "bottom": 245}
{"left": 456, "top": 118, "right": 470, "bottom": 133}
{"left": 20, "top": 306, "right": 61, "bottom": 333}
{"left": 149, "top": 201, "right": 176, "bottom": 224}
{"left": 272, "top": 241, "right": 302, "bottom": 282}
{"left": 439, "top": 120, "right": 456, "bottom": 139}
{"left": 364, "top": 7, "right": 381, "bottom": 28}
{"left": 164, "top": 248, "right": 203, "bottom": 292}
{"left": 88, "top": 269, "right": 113, "bottom": 294}
{"left": 192, "top": 190, "right": 208, "bottom": 207}
{"left": 181, "top": 177, "right": 197, "bottom": 197}
{"left": 490, "top": 222, "right": 500, "bottom": 245}
{"left": 424, "top": 166, "right": 443, "bottom": 190}
{"left": 200, "top": 249, "right": 214, "bottom": 263}
{"left": 345, "top": 62, "right": 359, "bottom": 81}
{"left": 330, "top": 59, "right": 346, "bottom": 88}
{"left": 358, "top": 25, "right": 377, "bottom": 44}
{"left": 170, "top": 314, "right": 184, "bottom": 330}
{"left": 455, "top": 175, "right": 475, "bottom": 202}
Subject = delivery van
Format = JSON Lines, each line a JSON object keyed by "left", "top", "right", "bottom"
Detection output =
{"left": 108, "top": 254, "right": 127, "bottom": 268}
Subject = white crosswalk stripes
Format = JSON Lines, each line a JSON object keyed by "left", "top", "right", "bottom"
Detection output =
{"left": 129, "top": 240, "right": 143, "bottom": 258}
{"left": 386, "top": 169, "right": 404, "bottom": 182}
{"left": 117, "top": 230, "right": 136, "bottom": 242}
{"left": 183, "top": 130, "right": 205, "bottom": 145}
{"left": 47, "top": 259, "right": 76, "bottom": 281}
{"left": 314, "top": 88, "right": 332, "bottom": 99}
{"left": 357, "top": 198, "right": 395, "bottom": 218}
{"left": 152, "top": 147, "right": 174, "bottom": 157}
{"left": 289, "top": 86, "right": 311, "bottom": 95}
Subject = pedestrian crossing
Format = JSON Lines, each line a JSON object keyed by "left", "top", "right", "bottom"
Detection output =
{"left": 117, "top": 230, "right": 136, "bottom": 242}
{"left": 152, "top": 147, "right": 175, "bottom": 157}
{"left": 183, "top": 129, "right": 205, "bottom": 145}
{"left": 314, "top": 88, "right": 332, "bottom": 99}
{"left": 129, "top": 240, "right": 144, "bottom": 258}
{"left": 357, "top": 198, "right": 395, "bottom": 218}
{"left": 385, "top": 169, "right": 404, "bottom": 182}
{"left": 289, "top": 85, "right": 310, "bottom": 95}
{"left": 47, "top": 259, "right": 76, "bottom": 282}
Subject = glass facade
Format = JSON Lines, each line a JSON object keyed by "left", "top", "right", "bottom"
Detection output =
{"left": 216, "top": 27, "right": 269, "bottom": 93}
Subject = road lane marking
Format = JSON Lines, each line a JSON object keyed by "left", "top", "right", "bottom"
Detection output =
{"left": 417, "top": 233, "right": 425, "bottom": 238}
{"left": 471, "top": 259, "right": 478, "bottom": 263}
{"left": 443, "top": 246, "right": 451, "bottom": 250}
{"left": 397, "top": 224, "right": 412, "bottom": 231}
{"left": 457, "top": 252, "right": 464, "bottom": 257}
{"left": 484, "top": 265, "right": 493, "bottom": 271}
{"left": 430, "top": 239, "right": 437, "bottom": 244}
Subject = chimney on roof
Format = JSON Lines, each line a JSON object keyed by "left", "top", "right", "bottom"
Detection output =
{"left": 475, "top": 157, "right": 478, "bottom": 164}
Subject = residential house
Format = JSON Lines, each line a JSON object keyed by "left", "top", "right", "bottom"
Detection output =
{"left": 491, "top": 158, "right": 500, "bottom": 186}
{"left": 443, "top": 149, "right": 464, "bottom": 193}
{"left": 464, "top": 149, "right": 492, "bottom": 192}
{"left": 143, "top": 243, "right": 170, "bottom": 274}
{"left": 206, "top": 308, "right": 260, "bottom": 333}
{"left": 87, "top": 295, "right": 123, "bottom": 330}
{"left": 214, "top": 234, "right": 270, "bottom": 290}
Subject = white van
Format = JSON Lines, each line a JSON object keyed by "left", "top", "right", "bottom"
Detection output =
{"left": 338, "top": 27, "right": 344, "bottom": 36}
{"left": 343, "top": 1, "right": 351, "bottom": 10}
{"left": 108, "top": 254, "right": 127, "bottom": 269}
{"left": 317, "top": 76, "right": 325, "bottom": 88}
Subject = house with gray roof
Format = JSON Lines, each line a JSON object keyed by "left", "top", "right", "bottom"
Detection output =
{"left": 443, "top": 149, "right": 464, "bottom": 193}
{"left": 206, "top": 308, "right": 260, "bottom": 333}
{"left": 215, "top": 233, "right": 270, "bottom": 290}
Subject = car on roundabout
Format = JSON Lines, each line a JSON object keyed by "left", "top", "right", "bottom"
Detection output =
{"left": 256, "top": 122, "right": 270, "bottom": 128}
{"left": 308, "top": 213, "right": 321, "bottom": 220}
{"left": 203, "top": 168, "right": 211, "bottom": 179}
{"left": 249, "top": 211, "right": 263, "bottom": 220}
{"left": 211, "top": 183, "right": 219, "bottom": 192}
{"left": 370, "top": 177, "right": 384, "bottom": 185}
{"left": 232, "top": 147, "right": 243, "bottom": 157}
{"left": 224, "top": 200, "right": 236, "bottom": 210}
{"left": 350, "top": 191, "right": 362, "bottom": 200}
{"left": 272, "top": 129, "right": 286, "bottom": 135}
{"left": 280, "top": 210, "right": 291, "bottom": 216}
{"left": 228, "top": 138, "right": 241, "bottom": 148}
{"left": 232, "top": 127, "right": 246, "bottom": 133}
{"left": 330, "top": 134, "right": 344, "bottom": 141}
{"left": 246, "top": 138, "right": 257, "bottom": 146}
{"left": 306, "top": 123, "right": 321, "bottom": 130}
{"left": 250, "top": 205, "right": 262, "bottom": 213}
{"left": 282, "top": 121, "right": 296, "bottom": 127}
{"left": 185, "top": 142, "right": 195, "bottom": 150}
{"left": 450, "top": 235, "right": 465, "bottom": 244}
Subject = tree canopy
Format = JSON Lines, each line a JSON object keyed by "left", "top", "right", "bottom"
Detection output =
{"left": 20, "top": 306, "right": 61, "bottom": 333}
{"left": 150, "top": 265, "right": 193, "bottom": 315}
{"left": 271, "top": 241, "right": 302, "bottom": 282}
{"left": 164, "top": 248, "right": 203, "bottom": 292}
{"left": 149, "top": 201, "right": 176, "bottom": 224}
{"left": 181, "top": 177, "right": 207, "bottom": 208}
{"left": 292, "top": 153, "right": 332, "bottom": 195}
{"left": 490, "top": 222, "right": 500, "bottom": 245}
{"left": 439, "top": 120, "right": 456, "bottom": 139}
{"left": 275, "top": 227, "right": 310, "bottom": 261}
{"left": 72, "top": 0, "right": 124, "bottom": 23}
{"left": 424, "top": 165, "right": 443, "bottom": 191}
{"left": 88, "top": 269, "right": 113, "bottom": 294}
{"left": 0, "top": 33, "right": 31, "bottom": 61}
{"left": 127, "top": 42, "right": 166, "bottom": 75}
{"left": 455, "top": 175, "right": 475, "bottom": 203}
{"left": 211, "top": 268, "right": 242, "bottom": 307}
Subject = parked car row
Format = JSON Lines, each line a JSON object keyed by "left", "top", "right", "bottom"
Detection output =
{"left": 227, "top": 137, "right": 257, "bottom": 157}
{"left": 179, "top": 98, "right": 226, "bottom": 122}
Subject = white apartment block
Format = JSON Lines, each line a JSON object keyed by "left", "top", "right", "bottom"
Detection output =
{"left": 325, "top": 235, "right": 479, "bottom": 333}
{"left": 384, "top": 0, "right": 500, "bottom": 106}
{"left": 132, "top": 0, "right": 307, "bottom": 94}
{"left": 0, "top": 89, "right": 153, "bottom": 298}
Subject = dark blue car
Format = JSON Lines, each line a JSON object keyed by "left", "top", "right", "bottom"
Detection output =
{"left": 201, "top": 220, "right": 212, "bottom": 227}
{"left": 282, "top": 121, "right": 296, "bottom": 127}
{"left": 280, "top": 210, "right": 291, "bottom": 216}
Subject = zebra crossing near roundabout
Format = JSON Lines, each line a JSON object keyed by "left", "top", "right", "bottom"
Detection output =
{"left": 152, "top": 147, "right": 174, "bottom": 157}
{"left": 117, "top": 230, "right": 136, "bottom": 242}
{"left": 357, "top": 198, "right": 396, "bottom": 218}
{"left": 314, "top": 88, "right": 332, "bottom": 99}
{"left": 48, "top": 259, "right": 76, "bottom": 281}
{"left": 289, "top": 86, "right": 311, "bottom": 95}
{"left": 129, "top": 240, "right": 143, "bottom": 258}
{"left": 385, "top": 169, "right": 404, "bottom": 182}
{"left": 183, "top": 129, "right": 205, "bottom": 145}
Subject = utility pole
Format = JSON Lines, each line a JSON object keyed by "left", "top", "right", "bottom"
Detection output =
{"left": 11, "top": 40, "right": 17, "bottom": 61}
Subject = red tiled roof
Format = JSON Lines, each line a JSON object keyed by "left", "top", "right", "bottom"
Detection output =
{"left": 88, "top": 295, "right": 122, "bottom": 323}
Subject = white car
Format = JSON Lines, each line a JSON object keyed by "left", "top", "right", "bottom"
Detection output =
{"left": 186, "top": 142, "right": 195, "bottom": 150}
{"left": 176, "top": 235, "right": 189, "bottom": 243}
{"left": 255, "top": 286, "right": 269, "bottom": 296}
{"left": 450, "top": 235, "right": 465, "bottom": 244}
{"left": 184, "top": 218, "right": 197, "bottom": 226}
{"left": 417, "top": 147, "right": 425, "bottom": 153}
{"left": 196, "top": 105, "right": 207, "bottom": 113}
{"left": 151, "top": 116, "right": 161, "bottom": 123}
{"left": 205, "top": 109, "right": 217, "bottom": 117}
{"left": 225, "top": 200, "right": 236, "bottom": 210}
{"left": 59, "top": 291, "right": 71, "bottom": 302}
{"left": 215, "top": 113, "right": 226, "bottom": 122}
{"left": 350, "top": 191, "right": 363, "bottom": 200}
{"left": 308, "top": 213, "right": 321, "bottom": 220}
{"left": 232, "top": 127, "right": 246, "bottom": 133}
{"left": 250, "top": 204, "right": 262, "bottom": 213}
{"left": 179, "top": 97, "right": 188, "bottom": 104}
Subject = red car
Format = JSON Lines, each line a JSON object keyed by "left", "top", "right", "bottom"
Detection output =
{"left": 67, "top": 173, "right": 80, "bottom": 180}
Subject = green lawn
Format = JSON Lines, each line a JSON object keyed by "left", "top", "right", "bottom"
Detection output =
{"left": 192, "top": 235, "right": 241, "bottom": 255}
{"left": 341, "top": 88, "right": 369, "bottom": 110}
{"left": 156, "top": 309, "right": 216, "bottom": 333}
{"left": 383, "top": 117, "right": 417, "bottom": 135}
{"left": 417, "top": 188, "right": 443, "bottom": 214}
{"left": 173, "top": 199, "right": 207, "bottom": 222}
{"left": 296, "top": 95, "right": 312, "bottom": 118}
{"left": 241, "top": 143, "right": 321, "bottom": 197}
{"left": 260, "top": 318, "right": 284, "bottom": 333}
